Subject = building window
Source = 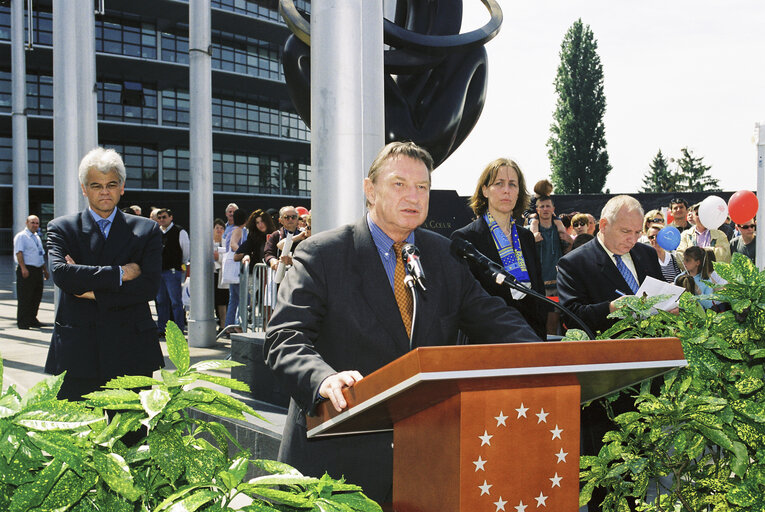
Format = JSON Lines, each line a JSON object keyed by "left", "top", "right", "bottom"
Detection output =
{"left": 211, "top": 0, "right": 281, "bottom": 22}
{"left": 27, "top": 73, "right": 54, "bottom": 116}
{"left": 212, "top": 31, "right": 283, "bottom": 81}
{"left": 98, "top": 81, "right": 158, "bottom": 123}
{"left": 212, "top": 150, "right": 310, "bottom": 195}
{"left": 162, "top": 89, "right": 190, "bottom": 126}
{"left": 160, "top": 30, "right": 190, "bottom": 64}
{"left": 162, "top": 148, "right": 190, "bottom": 190}
{"left": 0, "top": 137, "right": 10, "bottom": 185}
{"left": 0, "top": 70, "right": 10, "bottom": 114}
{"left": 106, "top": 143, "right": 159, "bottom": 189}
{"left": 0, "top": 6, "right": 9, "bottom": 42}
{"left": 96, "top": 18, "right": 157, "bottom": 59}
{"left": 28, "top": 138, "right": 54, "bottom": 186}
{"left": 33, "top": 9, "right": 52, "bottom": 46}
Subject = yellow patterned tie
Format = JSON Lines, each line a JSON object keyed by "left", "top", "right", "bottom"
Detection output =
{"left": 392, "top": 242, "right": 413, "bottom": 338}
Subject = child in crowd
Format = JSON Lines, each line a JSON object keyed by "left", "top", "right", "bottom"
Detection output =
{"left": 674, "top": 246, "right": 727, "bottom": 310}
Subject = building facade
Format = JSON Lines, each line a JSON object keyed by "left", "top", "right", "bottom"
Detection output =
{"left": 0, "top": 0, "right": 311, "bottom": 252}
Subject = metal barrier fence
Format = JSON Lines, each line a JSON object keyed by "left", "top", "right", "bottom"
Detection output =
{"left": 238, "top": 262, "right": 277, "bottom": 333}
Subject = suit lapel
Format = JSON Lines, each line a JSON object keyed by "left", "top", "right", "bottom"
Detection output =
{"left": 80, "top": 209, "right": 105, "bottom": 262}
{"left": 591, "top": 240, "right": 633, "bottom": 295}
{"left": 352, "top": 218, "right": 410, "bottom": 354}
{"left": 409, "top": 229, "right": 441, "bottom": 349}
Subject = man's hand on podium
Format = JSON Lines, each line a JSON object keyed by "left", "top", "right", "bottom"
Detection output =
{"left": 319, "top": 371, "right": 364, "bottom": 412}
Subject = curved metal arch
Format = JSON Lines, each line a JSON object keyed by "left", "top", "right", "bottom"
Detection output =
{"left": 279, "top": 0, "right": 503, "bottom": 54}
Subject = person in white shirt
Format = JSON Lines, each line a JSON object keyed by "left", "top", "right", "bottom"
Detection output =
{"left": 13, "top": 215, "right": 49, "bottom": 329}
{"left": 155, "top": 208, "right": 190, "bottom": 334}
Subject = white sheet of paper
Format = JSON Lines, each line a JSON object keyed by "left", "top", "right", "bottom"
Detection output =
{"left": 635, "top": 275, "right": 685, "bottom": 311}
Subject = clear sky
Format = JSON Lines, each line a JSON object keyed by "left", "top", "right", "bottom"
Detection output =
{"left": 432, "top": 0, "right": 765, "bottom": 196}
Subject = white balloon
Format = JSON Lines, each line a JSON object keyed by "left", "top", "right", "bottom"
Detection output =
{"left": 697, "top": 195, "right": 728, "bottom": 230}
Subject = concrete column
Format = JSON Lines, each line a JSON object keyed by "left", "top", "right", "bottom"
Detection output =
{"left": 53, "top": 0, "right": 96, "bottom": 218}
{"left": 187, "top": 0, "right": 216, "bottom": 347}
{"left": 310, "top": 0, "right": 385, "bottom": 233}
{"left": 12, "top": 0, "right": 29, "bottom": 235}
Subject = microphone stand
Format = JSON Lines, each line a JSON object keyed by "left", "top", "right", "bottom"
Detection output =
{"left": 484, "top": 268, "right": 596, "bottom": 341}
{"left": 404, "top": 275, "right": 417, "bottom": 351}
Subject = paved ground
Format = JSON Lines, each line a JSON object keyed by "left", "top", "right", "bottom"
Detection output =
{"left": 0, "top": 255, "right": 284, "bottom": 439}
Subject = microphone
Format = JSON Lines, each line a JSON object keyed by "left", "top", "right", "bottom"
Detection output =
{"left": 401, "top": 244, "right": 427, "bottom": 291}
{"left": 450, "top": 238, "right": 509, "bottom": 286}
{"left": 450, "top": 237, "right": 596, "bottom": 340}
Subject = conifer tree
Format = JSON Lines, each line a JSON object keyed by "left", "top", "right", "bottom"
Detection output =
{"left": 547, "top": 19, "right": 611, "bottom": 194}
{"left": 674, "top": 147, "right": 720, "bottom": 192}
{"left": 640, "top": 149, "right": 678, "bottom": 193}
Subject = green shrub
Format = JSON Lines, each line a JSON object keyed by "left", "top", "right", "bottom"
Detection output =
{"left": 0, "top": 322, "right": 381, "bottom": 512}
{"left": 574, "top": 254, "right": 765, "bottom": 511}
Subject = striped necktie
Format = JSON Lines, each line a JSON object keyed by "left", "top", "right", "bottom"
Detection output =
{"left": 392, "top": 242, "right": 413, "bottom": 338}
{"left": 614, "top": 254, "right": 639, "bottom": 294}
{"left": 97, "top": 219, "right": 110, "bottom": 237}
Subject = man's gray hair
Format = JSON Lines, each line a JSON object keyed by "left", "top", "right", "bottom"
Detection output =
{"left": 279, "top": 205, "right": 297, "bottom": 218}
{"left": 78, "top": 147, "right": 126, "bottom": 186}
{"left": 226, "top": 203, "right": 239, "bottom": 210}
{"left": 600, "top": 195, "right": 644, "bottom": 224}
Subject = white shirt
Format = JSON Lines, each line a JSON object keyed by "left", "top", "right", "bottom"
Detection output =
{"left": 13, "top": 228, "right": 45, "bottom": 267}
{"left": 160, "top": 222, "right": 190, "bottom": 264}
{"left": 597, "top": 234, "right": 638, "bottom": 283}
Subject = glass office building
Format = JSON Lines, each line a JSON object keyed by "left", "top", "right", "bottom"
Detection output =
{"left": 0, "top": 0, "right": 311, "bottom": 251}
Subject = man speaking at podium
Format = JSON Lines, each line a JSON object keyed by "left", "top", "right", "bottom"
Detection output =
{"left": 265, "top": 141, "right": 539, "bottom": 502}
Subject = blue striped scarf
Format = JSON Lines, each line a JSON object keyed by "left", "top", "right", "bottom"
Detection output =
{"left": 484, "top": 212, "right": 530, "bottom": 284}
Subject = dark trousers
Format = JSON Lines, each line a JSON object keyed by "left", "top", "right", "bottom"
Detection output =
{"left": 16, "top": 265, "right": 43, "bottom": 328}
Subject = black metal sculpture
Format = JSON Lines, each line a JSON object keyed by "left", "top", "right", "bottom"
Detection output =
{"left": 279, "top": 0, "right": 503, "bottom": 168}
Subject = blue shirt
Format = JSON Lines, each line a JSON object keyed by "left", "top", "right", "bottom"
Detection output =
{"left": 367, "top": 214, "right": 415, "bottom": 290}
{"left": 13, "top": 228, "right": 45, "bottom": 267}
{"left": 89, "top": 208, "right": 117, "bottom": 238}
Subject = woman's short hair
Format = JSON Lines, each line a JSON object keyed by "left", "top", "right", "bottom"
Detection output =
{"left": 643, "top": 209, "right": 663, "bottom": 232}
{"left": 213, "top": 218, "right": 226, "bottom": 228}
{"left": 571, "top": 213, "right": 589, "bottom": 226}
{"left": 78, "top": 147, "right": 126, "bottom": 186}
{"left": 468, "top": 158, "right": 530, "bottom": 222}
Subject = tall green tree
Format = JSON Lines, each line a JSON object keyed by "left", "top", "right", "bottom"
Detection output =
{"left": 673, "top": 147, "right": 720, "bottom": 192}
{"left": 547, "top": 19, "right": 611, "bottom": 194}
{"left": 640, "top": 149, "right": 678, "bottom": 193}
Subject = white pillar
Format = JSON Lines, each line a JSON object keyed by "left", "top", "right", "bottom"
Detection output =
{"left": 310, "top": 0, "right": 385, "bottom": 233}
{"left": 188, "top": 0, "right": 216, "bottom": 347}
{"left": 755, "top": 122, "right": 765, "bottom": 270}
{"left": 53, "top": 0, "right": 96, "bottom": 218}
{"left": 11, "top": 0, "right": 29, "bottom": 236}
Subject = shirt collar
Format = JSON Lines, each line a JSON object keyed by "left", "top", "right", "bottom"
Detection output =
{"left": 160, "top": 221, "right": 175, "bottom": 234}
{"left": 89, "top": 207, "right": 117, "bottom": 226}
{"left": 367, "top": 213, "right": 414, "bottom": 257}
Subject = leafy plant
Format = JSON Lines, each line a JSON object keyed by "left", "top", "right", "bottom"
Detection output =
{"left": 0, "top": 321, "right": 382, "bottom": 511}
{"left": 574, "top": 254, "right": 765, "bottom": 511}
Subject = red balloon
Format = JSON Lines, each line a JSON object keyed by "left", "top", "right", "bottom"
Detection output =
{"left": 728, "top": 190, "right": 758, "bottom": 225}
{"left": 666, "top": 211, "right": 674, "bottom": 225}
{"left": 295, "top": 206, "right": 309, "bottom": 216}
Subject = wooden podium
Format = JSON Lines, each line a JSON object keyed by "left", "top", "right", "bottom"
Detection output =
{"left": 307, "top": 338, "right": 686, "bottom": 512}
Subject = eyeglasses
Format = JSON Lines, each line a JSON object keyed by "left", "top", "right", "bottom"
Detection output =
{"left": 647, "top": 235, "right": 657, "bottom": 241}
{"left": 738, "top": 224, "right": 756, "bottom": 229}
{"left": 572, "top": 221, "right": 587, "bottom": 228}
{"left": 648, "top": 217, "right": 663, "bottom": 223}
{"left": 282, "top": 214, "right": 298, "bottom": 220}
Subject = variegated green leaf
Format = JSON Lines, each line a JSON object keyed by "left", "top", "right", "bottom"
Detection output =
{"left": 27, "top": 431, "right": 85, "bottom": 474}
{"left": 8, "top": 458, "right": 65, "bottom": 512}
{"left": 331, "top": 491, "right": 383, "bottom": 512}
{"left": 192, "top": 401, "right": 245, "bottom": 421}
{"left": 13, "top": 409, "right": 104, "bottom": 431}
{"left": 195, "top": 373, "right": 251, "bottom": 393}
{"left": 195, "top": 387, "right": 263, "bottom": 420}
{"left": 147, "top": 429, "right": 185, "bottom": 482}
{"left": 91, "top": 450, "right": 142, "bottom": 501}
{"left": 83, "top": 389, "right": 142, "bottom": 408}
{"left": 161, "top": 369, "right": 199, "bottom": 388}
{"left": 243, "top": 474, "right": 320, "bottom": 487}
{"left": 189, "top": 360, "right": 243, "bottom": 372}
{"left": 156, "top": 488, "right": 220, "bottom": 512}
{"left": 245, "top": 486, "right": 311, "bottom": 508}
{"left": 0, "top": 393, "right": 22, "bottom": 419}
{"left": 38, "top": 467, "right": 98, "bottom": 511}
{"left": 103, "top": 375, "right": 163, "bottom": 389}
{"left": 165, "top": 321, "right": 190, "bottom": 374}
{"left": 19, "top": 373, "right": 65, "bottom": 409}
{"left": 139, "top": 387, "right": 171, "bottom": 423}
{"left": 251, "top": 459, "right": 303, "bottom": 476}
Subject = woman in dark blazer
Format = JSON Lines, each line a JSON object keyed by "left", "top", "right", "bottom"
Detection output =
{"left": 451, "top": 158, "right": 547, "bottom": 339}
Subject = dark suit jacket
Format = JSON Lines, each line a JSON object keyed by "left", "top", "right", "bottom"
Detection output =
{"left": 451, "top": 217, "right": 547, "bottom": 339}
{"left": 264, "top": 217, "right": 539, "bottom": 502}
{"left": 556, "top": 237, "right": 663, "bottom": 334}
{"left": 45, "top": 208, "right": 164, "bottom": 382}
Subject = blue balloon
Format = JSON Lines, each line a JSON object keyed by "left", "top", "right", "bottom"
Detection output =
{"left": 657, "top": 226, "right": 681, "bottom": 251}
